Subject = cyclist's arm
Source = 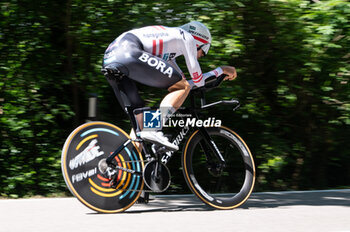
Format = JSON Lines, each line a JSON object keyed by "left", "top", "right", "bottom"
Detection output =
{"left": 187, "top": 67, "right": 224, "bottom": 88}
{"left": 202, "top": 67, "right": 224, "bottom": 80}
{"left": 181, "top": 34, "right": 205, "bottom": 87}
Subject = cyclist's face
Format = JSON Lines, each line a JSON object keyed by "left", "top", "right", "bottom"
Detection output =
{"left": 197, "top": 49, "right": 205, "bottom": 59}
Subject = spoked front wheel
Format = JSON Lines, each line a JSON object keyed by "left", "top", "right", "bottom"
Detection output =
{"left": 61, "top": 121, "right": 144, "bottom": 213}
{"left": 182, "top": 126, "right": 255, "bottom": 209}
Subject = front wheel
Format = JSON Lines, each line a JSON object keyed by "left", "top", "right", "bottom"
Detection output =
{"left": 182, "top": 126, "right": 255, "bottom": 209}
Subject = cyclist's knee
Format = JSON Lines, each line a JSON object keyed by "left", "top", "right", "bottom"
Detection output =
{"left": 168, "top": 79, "right": 191, "bottom": 92}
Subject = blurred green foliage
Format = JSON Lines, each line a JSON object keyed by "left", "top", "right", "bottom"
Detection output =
{"left": 0, "top": 0, "right": 349, "bottom": 197}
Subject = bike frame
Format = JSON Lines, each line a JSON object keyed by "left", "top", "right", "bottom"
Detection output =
{"left": 105, "top": 75, "right": 240, "bottom": 169}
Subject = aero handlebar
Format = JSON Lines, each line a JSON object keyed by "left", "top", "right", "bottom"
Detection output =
{"left": 191, "top": 74, "right": 227, "bottom": 92}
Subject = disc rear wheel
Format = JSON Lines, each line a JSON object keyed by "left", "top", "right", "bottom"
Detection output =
{"left": 61, "top": 121, "right": 144, "bottom": 213}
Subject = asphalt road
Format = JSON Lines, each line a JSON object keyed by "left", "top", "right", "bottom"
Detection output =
{"left": 1, "top": 189, "right": 349, "bottom": 232}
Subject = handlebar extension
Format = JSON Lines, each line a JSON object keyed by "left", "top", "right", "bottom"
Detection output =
{"left": 192, "top": 74, "right": 227, "bottom": 92}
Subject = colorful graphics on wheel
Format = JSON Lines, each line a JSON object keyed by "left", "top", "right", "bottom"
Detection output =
{"left": 61, "top": 122, "right": 144, "bottom": 213}
{"left": 88, "top": 147, "right": 141, "bottom": 200}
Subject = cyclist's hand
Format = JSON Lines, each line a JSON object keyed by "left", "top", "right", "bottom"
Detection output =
{"left": 221, "top": 66, "right": 237, "bottom": 81}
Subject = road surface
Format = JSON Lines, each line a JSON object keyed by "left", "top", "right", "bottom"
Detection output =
{"left": 1, "top": 189, "right": 349, "bottom": 232}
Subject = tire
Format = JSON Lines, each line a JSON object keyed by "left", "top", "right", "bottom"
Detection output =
{"left": 182, "top": 126, "right": 255, "bottom": 209}
{"left": 61, "top": 121, "right": 144, "bottom": 213}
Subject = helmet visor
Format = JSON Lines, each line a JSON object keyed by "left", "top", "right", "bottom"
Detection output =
{"left": 198, "top": 43, "right": 211, "bottom": 55}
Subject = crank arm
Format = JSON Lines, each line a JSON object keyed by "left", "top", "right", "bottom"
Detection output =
{"left": 114, "top": 165, "right": 143, "bottom": 176}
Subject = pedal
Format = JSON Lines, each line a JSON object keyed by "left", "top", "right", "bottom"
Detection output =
{"left": 109, "top": 173, "right": 119, "bottom": 188}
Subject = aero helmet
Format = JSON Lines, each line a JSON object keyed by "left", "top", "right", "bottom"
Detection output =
{"left": 181, "top": 21, "right": 212, "bottom": 55}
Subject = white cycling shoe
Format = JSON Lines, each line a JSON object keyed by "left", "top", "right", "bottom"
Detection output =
{"left": 139, "top": 130, "right": 179, "bottom": 151}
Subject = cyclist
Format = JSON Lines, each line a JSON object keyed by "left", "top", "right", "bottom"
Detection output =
{"left": 103, "top": 21, "right": 237, "bottom": 151}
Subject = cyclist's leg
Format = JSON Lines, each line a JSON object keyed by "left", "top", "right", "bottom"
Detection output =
{"left": 160, "top": 79, "right": 191, "bottom": 122}
{"left": 122, "top": 54, "right": 185, "bottom": 129}
{"left": 106, "top": 76, "right": 144, "bottom": 151}
{"left": 103, "top": 33, "right": 185, "bottom": 149}
{"left": 106, "top": 76, "right": 145, "bottom": 113}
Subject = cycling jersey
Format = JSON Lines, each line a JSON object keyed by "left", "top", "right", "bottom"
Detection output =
{"left": 104, "top": 25, "right": 222, "bottom": 87}
{"left": 130, "top": 25, "right": 204, "bottom": 85}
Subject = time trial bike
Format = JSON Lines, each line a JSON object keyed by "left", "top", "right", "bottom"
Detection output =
{"left": 61, "top": 73, "right": 255, "bottom": 213}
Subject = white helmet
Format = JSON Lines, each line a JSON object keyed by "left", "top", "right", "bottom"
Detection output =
{"left": 181, "top": 21, "right": 212, "bottom": 55}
